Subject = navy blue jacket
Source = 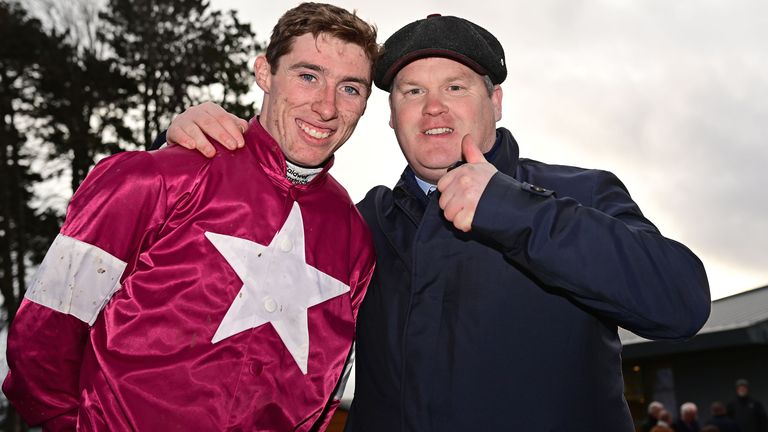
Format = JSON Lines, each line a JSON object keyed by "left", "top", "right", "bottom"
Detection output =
{"left": 346, "top": 128, "right": 710, "bottom": 432}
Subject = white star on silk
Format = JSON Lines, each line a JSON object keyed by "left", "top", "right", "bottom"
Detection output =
{"left": 205, "top": 202, "right": 350, "bottom": 374}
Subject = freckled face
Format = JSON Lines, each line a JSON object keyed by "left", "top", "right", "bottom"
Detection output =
{"left": 255, "top": 33, "right": 372, "bottom": 167}
{"left": 389, "top": 57, "right": 502, "bottom": 183}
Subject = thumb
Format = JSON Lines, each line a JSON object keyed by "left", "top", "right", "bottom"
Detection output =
{"left": 461, "top": 134, "right": 486, "bottom": 164}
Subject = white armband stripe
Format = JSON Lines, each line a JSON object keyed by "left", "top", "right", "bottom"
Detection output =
{"left": 25, "top": 234, "right": 127, "bottom": 325}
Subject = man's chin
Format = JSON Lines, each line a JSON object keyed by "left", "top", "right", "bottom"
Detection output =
{"left": 411, "top": 166, "right": 449, "bottom": 184}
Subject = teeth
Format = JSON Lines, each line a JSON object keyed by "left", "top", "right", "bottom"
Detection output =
{"left": 424, "top": 127, "right": 453, "bottom": 135}
{"left": 299, "top": 122, "right": 331, "bottom": 139}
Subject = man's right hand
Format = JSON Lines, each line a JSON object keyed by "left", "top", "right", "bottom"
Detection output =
{"left": 167, "top": 101, "right": 249, "bottom": 158}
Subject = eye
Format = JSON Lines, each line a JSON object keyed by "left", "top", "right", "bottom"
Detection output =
{"left": 341, "top": 85, "right": 361, "bottom": 96}
{"left": 405, "top": 88, "right": 423, "bottom": 96}
{"left": 299, "top": 73, "right": 317, "bottom": 83}
{"left": 447, "top": 85, "right": 464, "bottom": 92}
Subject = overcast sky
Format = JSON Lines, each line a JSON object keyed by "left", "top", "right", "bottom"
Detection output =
{"left": 210, "top": 0, "right": 767, "bottom": 303}
{"left": 2, "top": 0, "right": 764, "bottom": 408}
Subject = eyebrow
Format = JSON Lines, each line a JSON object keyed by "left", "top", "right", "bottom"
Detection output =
{"left": 289, "top": 62, "right": 370, "bottom": 87}
{"left": 394, "top": 79, "right": 420, "bottom": 88}
{"left": 394, "top": 74, "right": 472, "bottom": 89}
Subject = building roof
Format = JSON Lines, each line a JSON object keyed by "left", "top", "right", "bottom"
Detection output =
{"left": 620, "top": 285, "right": 768, "bottom": 358}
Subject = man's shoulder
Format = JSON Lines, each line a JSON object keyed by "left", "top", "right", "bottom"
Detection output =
{"left": 146, "top": 145, "right": 215, "bottom": 175}
{"left": 315, "top": 174, "right": 371, "bottom": 226}
{"left": 361, "top": 184, "right": 395, "bottom": 199}
{"left": 92, "top": 146, "right": 210, "bottom": 180}
{"left": 518, "top": 157, "right": 612, "bottom": 180}
{"left": 78, "top": 147, "right": 224, "bottom": 214}
{"left": 78, "top": 151, "right": 161, "bottom": 195}
{"left": 357, "top": 185, "right": 394, "bottom": 210}
{"left": 318, "top": 173, "right": 357, "bottom": 200}
{"left": 517, "top": 158, "right": 616, "bottom": 192}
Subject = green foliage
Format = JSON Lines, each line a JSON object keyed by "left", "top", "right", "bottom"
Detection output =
{"left": 34, "top": 27, "right": 135, "bottom": 191}
{"left": 0, "top": 0, "right": 61, "bottom": 324}
{"left": 99, "top": 0, "right": 259, "bottom": 148}
{"left": 0, "top": 0, "right": 259, "bottom": 333}
{"left": 0, "top": 3, "right": 62, "bottom": 427}
{"left": 1, "top": 0, "right": 259, "bottom": 427}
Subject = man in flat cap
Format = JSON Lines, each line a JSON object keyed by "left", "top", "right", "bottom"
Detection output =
{"left": 154, "top": 13, "right": 710, "bottom": 432}
{"left": 728, "top": 379, "right": 768, "bottom": 432}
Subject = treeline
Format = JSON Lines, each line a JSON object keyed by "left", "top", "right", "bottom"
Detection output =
{"left": 0, "top": 0, "right": 258, "bottom": 426}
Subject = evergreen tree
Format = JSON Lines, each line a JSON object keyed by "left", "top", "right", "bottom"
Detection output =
{"left": 29, "top": 0, "right": 136, "bottom": 192}
{"left": 1, "top": 1, "right": 258, "bottom": 426}
{"left": 0, "top": 0, "right": 61, "bottom": 325}
{"left": 1, "top": 4, "right": 61, "bottom": 429}
{"left": 99, "top": 0, "right": 258, "bottom": 149}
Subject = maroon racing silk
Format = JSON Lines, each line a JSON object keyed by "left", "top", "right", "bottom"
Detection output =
{"left": 3, "top": 119, "right": 375, "bottom": 431}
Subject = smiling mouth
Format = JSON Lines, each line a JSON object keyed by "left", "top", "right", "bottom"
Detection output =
{"left": 424, "top": 127, "right": 453, "bottom": 135}
{"left": 298, "top": 120, "right": 333, "bottom": 139}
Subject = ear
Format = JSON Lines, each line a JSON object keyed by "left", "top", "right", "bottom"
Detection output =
{"left": 254, "top": 55, "right": 272, "bottom": 93}
{"left": 388, "top": 97, "right": 394, "bottom": 129}
{"left": 491, "top": 85, "right": 503, "bottom": 122}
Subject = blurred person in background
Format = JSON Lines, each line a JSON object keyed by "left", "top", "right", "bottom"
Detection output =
{"left": 707, "top": 401, "right": 741, "bottom": 432}
{"left": 674, "top": 402, "right": 702, "bottom": 432}
{"left": 728, "top": 379, "right": 768, "bottom": 432}
{"left": 644, "top": 401, "right": 669, "bottom": 432}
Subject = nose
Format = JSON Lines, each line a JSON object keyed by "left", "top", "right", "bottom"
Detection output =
{"left": 312, "top": 84, "right": 338, "bottom": 121}
{"left": 422, "top": 91, "right": 448, "bottom": 116}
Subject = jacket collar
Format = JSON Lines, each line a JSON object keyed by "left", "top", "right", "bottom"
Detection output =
{"left": 243, "top": 117, "right": 333, "bottom": 190}
{"left": 488, "top": 127, "right": 520, "bottom": 177}
{"left": 376, "top": 128, "right": 521, "bottom": 270}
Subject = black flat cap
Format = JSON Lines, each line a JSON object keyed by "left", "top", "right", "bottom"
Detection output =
{"left": 374, "top": 14, "right": 507, "bottom": 91}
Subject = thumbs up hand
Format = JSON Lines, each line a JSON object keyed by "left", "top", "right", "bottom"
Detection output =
{"left": 437, "top": 134, "right": 498, "bottom": 232}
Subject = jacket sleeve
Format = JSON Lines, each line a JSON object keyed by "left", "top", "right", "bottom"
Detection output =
{"left": 2, "top": 152, "right": 168, "bottom": 428}
{"left": 471, "top": 169, "right": 710, "bottom": 340}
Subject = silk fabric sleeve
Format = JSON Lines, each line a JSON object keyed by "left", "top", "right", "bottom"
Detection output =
{"left": 2, "top": 152, "right": 169, "bottom": 428}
